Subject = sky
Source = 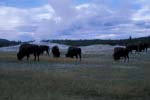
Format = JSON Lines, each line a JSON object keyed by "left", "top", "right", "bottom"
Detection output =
{"left": 0, "top": 0, "right": 150, "bottom": 41}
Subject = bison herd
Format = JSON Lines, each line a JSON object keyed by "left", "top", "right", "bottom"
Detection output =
{"left": 17, "top": 42, "right": 149, "bottom": 62}
{"left": 17, "top": 43, "right": 82, "bottom": 61}
{"left": 113, "top": 43, "right": 149, "bottom": 62}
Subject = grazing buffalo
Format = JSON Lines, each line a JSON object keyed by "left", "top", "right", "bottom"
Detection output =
{"left": 66, "top": 47, "right": 82, "bottom": 60}
{"left": 17, "top": 43, "right": 40, "bottom": 61}
{"left": 39, "top": 45, "right": 49, "bottom": 55}
{"left": 138, "top": 43, "right": 148, "bottom": 52}
{"left": 113, "top": 47, "right": 129, "bottom": 62}
{"left": 126, "top": 44, "right": 139, "bottom": 53}
{"left": 51, "top": 45, "right": 60, "bottom": 58}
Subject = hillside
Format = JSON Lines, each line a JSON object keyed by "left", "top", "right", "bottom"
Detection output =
{"left": 0, "top": 39, "right": 20, "bottom": 47}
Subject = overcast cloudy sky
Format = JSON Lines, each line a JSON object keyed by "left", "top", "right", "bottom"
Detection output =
{"left": 0, "top": 0, "right": 150, "bottom": 40}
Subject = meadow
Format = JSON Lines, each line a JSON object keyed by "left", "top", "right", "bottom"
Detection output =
{"left": 0, "top": 48, "right": 150, "bottom": 100}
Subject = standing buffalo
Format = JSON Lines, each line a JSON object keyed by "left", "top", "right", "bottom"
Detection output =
{"left": 17, "top": 43, "right": 40, "bottom": 61}
{"left": 51, "top": 45, "right": 60, "bottom": 58}
{"left": 39, "top": 45, "right": 50, "bottom": 55}
{"left": 138, "top": 43, "right": 148, "bottom": 52}
{"left": 66, "top": 47, "right": 82, "bottom": 60}
{"left": 126, "top": 44, "right": 139, "bottom": 53}
{"left": 113, "top": 47, "right": 129, "bottom": 62}
{"left": 126, "top": 43, "right": 149, "bottom": 53}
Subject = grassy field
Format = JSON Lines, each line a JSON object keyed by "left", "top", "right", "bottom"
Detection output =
{"left": 0, "top": 49, "right": 150, "bottom": 100}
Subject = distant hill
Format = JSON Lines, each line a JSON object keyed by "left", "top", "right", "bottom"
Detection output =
{"left": 0, "top": 39, "right": 21, "bottom": 47}
{"left": 43, "top": 36, "right": 150, "bottom": 46}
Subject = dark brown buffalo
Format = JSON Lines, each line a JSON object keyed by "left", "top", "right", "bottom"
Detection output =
{"left": 138, "top": 43, "right": 148, "bottom": 52}
{"left": 39, "top": 45, "right": 49, "bottom": 55}
{"left": 66, "top": 47, "right": 82, "bottom": 60}
{"left": 126, "top": 44, "right": 139, "bottom": 53}
{"left": 17, "top": 43, "right": 40, "bottom": 61}
{"left": 113, "top": 47, "right": 129, "bottom": 61}
{"left": 51, "top": 45, "right": 60, "bottom": 58}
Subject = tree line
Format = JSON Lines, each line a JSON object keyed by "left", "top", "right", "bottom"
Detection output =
{"left": 0, "top": 39, "right": 21, "bottom": 47}
{"left": 43, "top": 36, "right": 150, "bottom": 46}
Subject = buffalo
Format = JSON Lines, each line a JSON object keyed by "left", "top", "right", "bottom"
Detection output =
{"left": 51, "top": 45, "right": 60, "bottom": 58}
{"left": 113, "top": 47, "right": 129, "bottom": 62}
{"left": 126, "top": 44, "right": 139, "bottom": 53}
{"left": 17, "top": 43, "right": 40, "bottom": 61}
{"left": 138, "top": 43, "right": 148, "bottom": 52}
{"left": 126, "top": 43, "right": 149, "bottom": 53}
{"left": 39, "top": 45, "right": 50, "bottom": 55}
{"left": 66, "top": 47, "right": 82, "bottom": 60}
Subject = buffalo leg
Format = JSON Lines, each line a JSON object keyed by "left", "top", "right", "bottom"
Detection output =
{"left": 146, "top": 48, "right": 147, "bottom": 52}
{"left": 27, "top": 55, "right": 30, "bottom": 61}
{"left": 47, "top": 50, "right": 49, "bottom": 56}
{"left": 37, "top": 55, "right": 39, "bottom": 62}
{"left": 76, "top": 55, "right": 78, "bottom": 59}
{"left": 124, "top": 56, "right": 126, "bottom": 62}
{"left": 34, "top": 56, "right": 36, "bottom": 61}
{"left": 34, "top": 54, "right": 36, "bottom": 61}
{"left": 127, "top": 55, "right": 129, "bottom": 62}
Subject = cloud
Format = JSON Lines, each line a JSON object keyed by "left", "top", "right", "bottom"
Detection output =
{"left": 0, "top": 0, "right": 150, "bottom": 40}
{"left": 0, "top": 4, "right": 55, "bottom": 40}
{"left": 0, "top": 0, "right": 48, "bottom": 8}
{"left": 35, "top": 0, "right": 150, "bottom": 40}
{"left": 132, "top": 6, "right": 150, "bottom": 21}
